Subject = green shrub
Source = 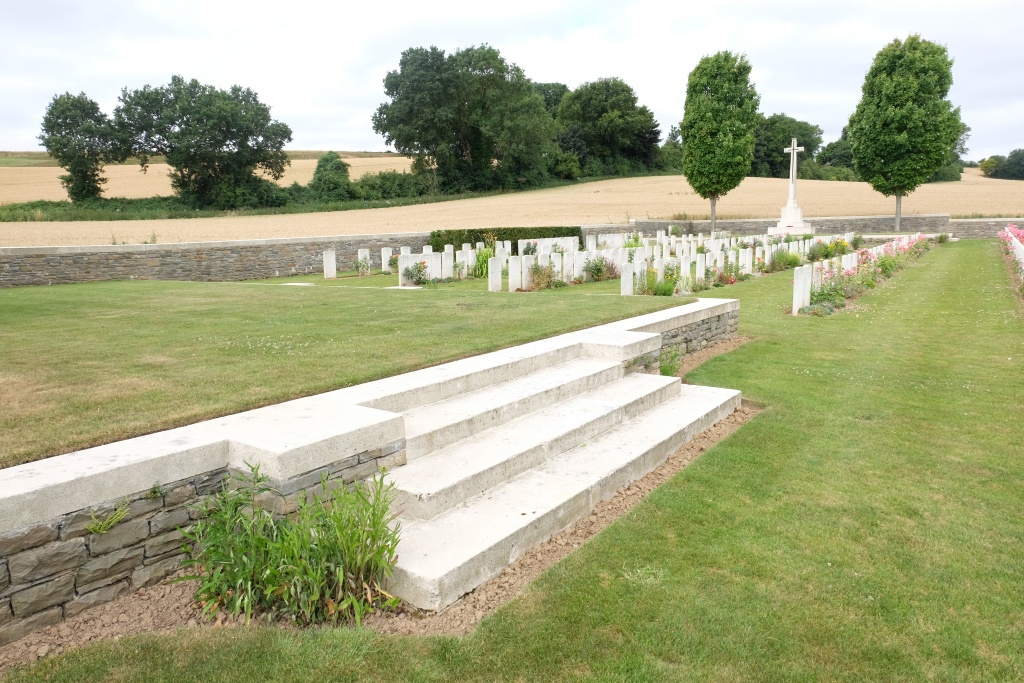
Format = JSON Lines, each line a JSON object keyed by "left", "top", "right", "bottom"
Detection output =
{"left": 428, "top": 227, "right": 582, "bottom": 254}
{"left": 765, "top": 250, "right": 802, "bottom": 272}
{"left": 181, "top": 465, "right": 400, "bottom": 626}
{"left": 937, "top": 233, "right": 950, "bottom": 244}
{"left": 307, "top": 152, "right": 354, "bottom": 202}
{"left": 472, "top": 247, "right": 494, "bottom": 278}
{"left": 659, "top": 347, "right": 682, "bottom": 376}
{"left": 529, "top": 263, "right": 557, "bottom": 290}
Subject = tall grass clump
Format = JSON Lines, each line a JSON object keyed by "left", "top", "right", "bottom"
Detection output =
{"left": 181, "top": 465, "right": 400, "bottom": 626}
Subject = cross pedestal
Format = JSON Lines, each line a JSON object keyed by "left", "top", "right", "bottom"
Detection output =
{"left": 769, "top": 137, "right": 814, "bottom": 236}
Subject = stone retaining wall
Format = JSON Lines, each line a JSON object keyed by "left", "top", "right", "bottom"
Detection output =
{"left": 629, "top": 214, "right": 953, "bottom": 236}
{"left": 0, "top": 444, "right": 402, "bottom": 646}
{"left": 0, "top": 233, "right": 432, "bottom": 288}
{"left": 4, "top": 215, "right": 1020, "bottom": 288}
{"left": 662, "top": 308, "right": 739, "bottom": 354}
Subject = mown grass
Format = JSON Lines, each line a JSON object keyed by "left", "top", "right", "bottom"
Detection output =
{"left": 6, "top": 240, "right": 1024, "bottom": 682}
{"left": 0, "top": 275, "right": 678, "bottom": 468}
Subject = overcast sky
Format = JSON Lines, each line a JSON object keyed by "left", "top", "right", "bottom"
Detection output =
{"left": 3, "top": 0, "right": 1021, "bottom": 159}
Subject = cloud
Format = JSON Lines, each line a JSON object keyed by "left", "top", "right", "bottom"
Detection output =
{"left": 3, "top": 0, "right": 1021, "bottom": 159}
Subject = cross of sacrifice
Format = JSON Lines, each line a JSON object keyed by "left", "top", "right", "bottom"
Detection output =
{"left": 784, "top": 137, "right": 804, "bottom": 207}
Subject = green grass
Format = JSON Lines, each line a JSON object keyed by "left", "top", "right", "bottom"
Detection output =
{"left": 0, "top": 274, "right": 679, "bottom": 468}
{"left": 6, "top": 240, "right": 1024, "bottom": 681}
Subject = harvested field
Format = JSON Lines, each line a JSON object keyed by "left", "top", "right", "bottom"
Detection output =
{"left": 0, "top": 155, "right": 412, "bottom": 204}
{"left": 1, "top": 169, "right": 1022, "bottom": 248}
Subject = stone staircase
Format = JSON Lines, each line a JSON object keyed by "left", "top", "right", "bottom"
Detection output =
{"left": 384, "top": 351, "right": 741, "bottom": 611}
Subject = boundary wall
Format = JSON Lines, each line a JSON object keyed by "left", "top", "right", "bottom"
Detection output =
{"left": 2, "top": 215, "right": 1020, "bottom": 288}
{"left": 0, "top": 299, "right": 738, "bottom": 644}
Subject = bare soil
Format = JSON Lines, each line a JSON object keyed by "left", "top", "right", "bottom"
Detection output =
{"left": 2, "top": 169, "right": 1022, "bottom": 248}
{"left": 0, "top": 339, "right": 754, "bottom": 676}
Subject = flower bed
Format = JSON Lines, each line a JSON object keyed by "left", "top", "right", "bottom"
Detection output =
{"left": 999, "top": 224, "right": 1024, "bottom": 291}
{"left": 798, "top": 234, "right": 933, "bottom": 316}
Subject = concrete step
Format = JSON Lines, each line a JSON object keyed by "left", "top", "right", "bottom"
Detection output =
{"left": 402, "top": 358, "right": 623, "bottom": 460}
{"left": 388, "top": 384, "right": 742, "bottom": 610}
{"left": 388, "top": 373, "right": 680, "bottom": 521}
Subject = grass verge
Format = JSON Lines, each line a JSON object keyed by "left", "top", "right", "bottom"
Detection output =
{"left": 5, "top": 240, "right": 1024, "bottom": 681}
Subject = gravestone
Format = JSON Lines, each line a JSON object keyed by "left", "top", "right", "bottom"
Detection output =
{"left": 400, "top": 246, "right": 411, "bottom": 255}
{"left": 423, "top": 245, "right": 433, "bottom": 254}
{"left": 441, "top": 252, "right": 454, "bottom": 279}
{"left": 323, "top": 249, "right": 337, "bottom": 279}
{"left": 508, "top": 256, "right": 522, "bottom": 291}
{"left": 381, "top": 247, "right": 394, "bottom": 273}
{"left": 521, "top": 255, "right": 536, "bottom": 290}
{"left": 620, "top": 263, "right": 634, "bottom": 296}
{"left": 488, "top": 257, "right": 502, "bottom": 292}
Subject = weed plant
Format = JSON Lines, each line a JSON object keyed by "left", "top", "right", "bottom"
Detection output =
{"left": 181, "top": 465, "right": 400, "bottom": 627}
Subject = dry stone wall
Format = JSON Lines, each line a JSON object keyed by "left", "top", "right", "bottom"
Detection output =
{"left": 0, "top": 443, "right": 403, "bottom": 646}
{"left": 4, "top": 216, "right": 1019, "bottom": 288}
{"left": 0, "top": 233, "right": 431, "bottom": 288}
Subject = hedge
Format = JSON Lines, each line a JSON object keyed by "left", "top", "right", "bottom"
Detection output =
{"left": 428, "top": 227, "right": 583, "bottom": 255}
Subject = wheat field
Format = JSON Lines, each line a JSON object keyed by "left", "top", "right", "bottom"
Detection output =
{"left": 0, "top": 156, "right": 413, "bottom": 205}
{"left": 1, "top": 168, "right": 1021, "bottom": 248}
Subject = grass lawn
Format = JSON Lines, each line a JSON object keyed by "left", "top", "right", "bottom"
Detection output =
{"left": 6, "top": 240, "right": 1024, "bottom": 681}
{"left": 0, "top": 274, "right": 677, "bottom": 468}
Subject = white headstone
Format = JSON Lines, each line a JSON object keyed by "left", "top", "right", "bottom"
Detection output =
{"left": 381, "top": 247, "right": 394, "bottom": 273}
{"left": 441, "top": 252, "right": 454, "bottom": 279}
{"left": 488, "top": 257, "right": 502, "bottom": 292}
{"left": 423, "top": 245, "right": 433, "bottom": 254}
{"left": 620, "top": 263, "right": 634, "bottom": 296}
{"left": 508, "top": 256, "right": 522, "bottom": 291}
{"left": 322, "top": 249, "right": 336, "bottom": 279}
{"left": 521, "top": 255, "right": 535, "bottom": 290}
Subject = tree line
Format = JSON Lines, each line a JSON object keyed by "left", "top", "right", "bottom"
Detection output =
{"left": 39, "top": 36, "right": 968, "bottom": 229}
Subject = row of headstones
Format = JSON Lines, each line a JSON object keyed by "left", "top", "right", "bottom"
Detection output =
{"left": 792, "top": 233, "right": 922, "bottom": 314}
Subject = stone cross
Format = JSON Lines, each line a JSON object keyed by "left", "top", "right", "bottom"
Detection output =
{"left": 784, "top": 137, "right": 804, "bottom": 207}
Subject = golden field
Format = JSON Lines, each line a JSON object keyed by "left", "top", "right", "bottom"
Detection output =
{"left": 0, "top": 154, "right": 413, "bottom": 204}
{"left": 0, "top": 168, "right": 1021, "bottom": 248}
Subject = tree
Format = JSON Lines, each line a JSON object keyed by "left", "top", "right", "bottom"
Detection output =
{"left": 372, "top": 45, "right": 556, "bottom": 192}
{"left": 927, "top": 122, "right": 971, "bottom": 182}
{"left": 114, "top": 76, "right": 292, "bottom": 208}
{"left": 992, "top": 149, "right": 1024, "bottom": 180}
{"left": 658, "top": 125, "right": 684, "bottom": 172}
{"left": 848, "top": 35, "right": 963, "bottom": 230}
{"left": 680, "top": 51, "right": 760, "bottom": 231}
{"left": 817, "top": 127, "right": 855, "bottom": 171}
{"left": 533, "top": 82, "right": 569, "bottom": 117}
{"left": 307, "top": 152, "right": 353, "bottom": 202}
{"left": 977, "top": 146, "right": 1024, "bottom": 181}
{"left": 750, "top": 113, "right": 822, "bottom": 178}
{"left": 38, "top": 92, "right": 122, "bottom": 202}
{"left": 556, "top": 77, "right": 661, "bottom": 175}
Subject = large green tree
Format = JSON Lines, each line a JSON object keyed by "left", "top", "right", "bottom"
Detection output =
{"left": 751, "top": 113, "right": 822, "bottom": 178}
{"left": 556, "top": 77, "right": 661, "bottom": 175}
{"left": 848, "top": 35, "right": 963, "bottom": 230}
{"left": 680, "top": 51, "right": 760, "bottom": 230}
{"left": 817, "top": 127, "right": 855, "bottom": 170}
{"left": 114, "top": 76, "right": 292, "bottom": 208}
{"left": 38, "top": 92, "right": 122, "bottom": 202}
{"left": 372, "top": 45, "right": 556, "bottom": 192}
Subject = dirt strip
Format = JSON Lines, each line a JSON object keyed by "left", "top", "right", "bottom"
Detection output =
{"left": 0, "top": 337, "right": 755, "bottom": 676}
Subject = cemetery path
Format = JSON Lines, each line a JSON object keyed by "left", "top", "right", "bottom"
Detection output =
{"left": 0, "top": 341, "right": 755, "bottom": 674}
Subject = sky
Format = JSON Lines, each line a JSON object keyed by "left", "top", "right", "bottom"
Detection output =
{"left": 3, "top": 0, "right": 1021, "bottom": 160}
